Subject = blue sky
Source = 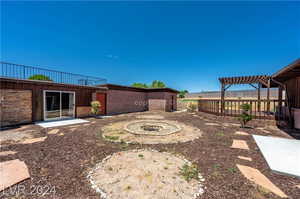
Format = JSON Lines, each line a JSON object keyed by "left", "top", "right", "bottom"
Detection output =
{"left": 1, "top": 1, "right": 299, "bottom": 92}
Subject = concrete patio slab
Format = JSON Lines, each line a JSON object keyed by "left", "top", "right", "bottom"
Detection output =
{"left": 253, "top": 135, "right": 300, "bottom": 178}
{"left": 237, "top": 164, "right": 287, "bottom": 198}
{"left": 235, "top": 131, "right": 249, "bottom": 136}
{"left": 22, "top": 137, "right": 47, "bottom": 144}
{"left": 231, "top": 140, "right": 249, "bottom": 150}
{"left": 0, "top": 151, "right": 17, "bottom": 156}
{"left": 36, "top": 119, "right": 89, "bottom": 128}
{"left": 0, "top": 159, "right": 30, "bottom": 191}
{"left": 238, "top": 156, "right": 252, "bottom": 161}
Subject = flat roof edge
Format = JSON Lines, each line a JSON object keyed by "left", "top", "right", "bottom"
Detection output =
{"left": 0, "top": 77, "right": 108, "bottom": 90}
{"left": 99, "top": 83, "right": 179, "bottom": 93}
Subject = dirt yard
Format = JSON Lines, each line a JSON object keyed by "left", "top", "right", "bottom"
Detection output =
{"left": 1, "top": 111, "right": 300, "bottom": 199}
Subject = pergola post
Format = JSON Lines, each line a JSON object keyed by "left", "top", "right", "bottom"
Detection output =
{"left": 266, "top": 79, "right": 271, "bottom": 115}
{"left": 258, "top": 83, "right": 261, "bottom": 116}
{"left": 278, "top": 85, "right": 283, "bottom": 108}
{"left": 221, "top": 83, "right": 225, "bottom": 116}
{"left": 278, "top": 85, "right": 283, "bottom": 119}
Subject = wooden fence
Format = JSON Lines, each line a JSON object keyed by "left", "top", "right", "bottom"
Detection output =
{"left": 198, "top": 99, "right": 287, "bottom": 119}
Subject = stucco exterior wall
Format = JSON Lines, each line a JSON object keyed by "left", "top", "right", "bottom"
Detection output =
{"left": 164, "top": 92, "right": 177, "bottom": 111}
{"left": 148, "top": 99, "right": 166, "bottom": 111}
{"left": 76, "top": 106, "right": 92, "bottom": 117}
{"left": 148, "top": 91, "right": 177, "bottom": 112}
{"left": 106, "top": 90, "right": 148, "bottom": 115}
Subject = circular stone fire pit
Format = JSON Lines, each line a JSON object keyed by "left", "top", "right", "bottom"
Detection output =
{"left": 141, "top": 125, "right": 162, "bottom": 131}
{"left": 87, "top": 150, "right": 204, "bottom": 199}
{"left": 124, "top": 120, "right": 181, "bottom": 136}
{"left": 101, "top": 119, "right": 203, "bottom": 144}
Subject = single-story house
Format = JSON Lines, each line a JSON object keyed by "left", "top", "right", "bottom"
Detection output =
{"left": 102, "top": 84, "right": 178, "bottom": 115}
{"left": 0, "top": 62, "right": 178, "bottom": 127}
{"left": 271, "top": 58, "right": 300, "bottom": 129}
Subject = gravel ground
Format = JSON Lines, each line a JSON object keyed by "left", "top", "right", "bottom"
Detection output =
{"left": 1, "top": 111, "right": 300, "bottom": 199}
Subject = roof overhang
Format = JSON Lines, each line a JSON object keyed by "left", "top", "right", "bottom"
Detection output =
{"left": 271, "top": 58, "right": 300, "bottom": 83}
{"left": 99, "top": 83, "right": 179, "bottom": 93}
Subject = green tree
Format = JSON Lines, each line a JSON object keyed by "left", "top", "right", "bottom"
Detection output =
{"left": 150, "top": 80, "right": 166, "bottom": 88}
{"left": 178, "top": 90, "right": 189, "bottom": 98}
{"left": 28, "top": 74, "right": 52, "bottom": 81}
{"left": 131, "top": 83, "right": 148, "bottom": 88}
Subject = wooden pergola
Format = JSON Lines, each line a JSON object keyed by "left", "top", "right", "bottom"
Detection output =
{"left": 218, "top": 75, "right": 272, "bottom": 115}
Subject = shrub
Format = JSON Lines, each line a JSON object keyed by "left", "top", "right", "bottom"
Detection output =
{"left": 187, "top": 102, "right": 197, "bottom": 112}
{"left": 104, "top": 135, "right": 119, "bottom": 141}
{"left": 238, "top": 103, "right": 252, "bottom": 128}
{"left": 179, "top": 163, "right": 199, "bottom": 182}
{"left": 228, "top": 167, "right": 237, "bottom": 173}
{"left": 138, "top": 154, "right": 144, "bottom": 158}
{"left": 91, "top": 101, "right": 101, "bottom": 116}
{"left": 28, "top": 74, "right": 52, "bottom": 81}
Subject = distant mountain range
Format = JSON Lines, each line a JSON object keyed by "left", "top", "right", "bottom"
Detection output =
{"left": 186, "top": 88, "right": 282, "bottom": 99}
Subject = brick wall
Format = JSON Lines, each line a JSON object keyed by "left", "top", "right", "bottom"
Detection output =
{"left": 76, "top": 106, "right": 92, "bottom": 117}
{"left": 0, "top": 89, "right": 32, "bottom": 126}
{"left": 106, "top": 90, "right": 148, "bottom": 115}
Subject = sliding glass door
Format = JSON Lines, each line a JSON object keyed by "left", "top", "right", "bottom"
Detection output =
{"left": 61, "top": 92, "right": 75, "bottom": 118}
{"left": 45, "top": 91, "right": 61, "bottom": 120}
{"left": 44, "top": 91, "right": 75, "bottom": 120}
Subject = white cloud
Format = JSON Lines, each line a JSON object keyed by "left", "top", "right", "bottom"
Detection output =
{"left": 105, "top": 54, "right": 119, "bottom": 59}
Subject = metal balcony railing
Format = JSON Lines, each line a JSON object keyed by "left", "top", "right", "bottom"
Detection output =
{"left": 0, "top": 61, "right": 107, "bottom": 86}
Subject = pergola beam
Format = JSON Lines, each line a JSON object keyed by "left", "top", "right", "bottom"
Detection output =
{"left": 219, "top": 75, "right": 270, "bottom": 85}
{"left": 224, "top": 84, "right": 232, "bottom": 91}
{"left": 249, "top": 83, "right": 258, "bottom": 89}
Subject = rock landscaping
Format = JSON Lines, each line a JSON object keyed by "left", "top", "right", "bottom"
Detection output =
{"left": 88, "top": 149, "right": 205, "bottom": 199}
{"left": 102, "top": 119, "right": 202, "bottom": 144}
{"left": 0, "top": 111, "right": 299, "bottom": 199}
